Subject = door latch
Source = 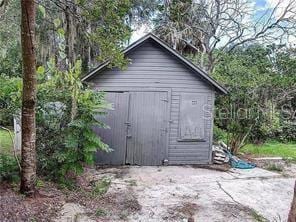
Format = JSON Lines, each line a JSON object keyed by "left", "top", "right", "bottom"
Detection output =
{"left": 125, "top": 121, "right": 131, "bottom": 138}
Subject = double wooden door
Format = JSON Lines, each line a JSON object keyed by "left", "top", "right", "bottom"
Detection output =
{"left": 94, "top": 91, "right": 168, "bottom": 165}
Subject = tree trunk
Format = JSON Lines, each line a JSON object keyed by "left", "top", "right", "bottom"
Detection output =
{"left": 20, "top": 0, "right": 37, "bottom": 196}
{"left": 289, "top": 181, "right": 296, "bottom": 222}
{"left": 207, "top": 52, "right": 215, "bottom": 74}
{"left": 64, "top": 0, "right": 76, "bottom": 66}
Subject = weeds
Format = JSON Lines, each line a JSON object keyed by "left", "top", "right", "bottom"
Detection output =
{"left": 36, "top": 179, "right": 45, "bottom": 188}
{"left": 95, "top": 208, "right": 107, "bottom": 217}
{"left": 91, "top": 177, "right": 111, "bottom": 196}
{"left": 125, "top": 179, "right": 137, "bottom": 186}
{"left": 250, "top": 209, "right": 268, "bottom": 222}
{"left": 119, "top": 211, "right": 128, "bottom": 220}
{"left": 265, "top": 163, "right": 284, "bottom": 172}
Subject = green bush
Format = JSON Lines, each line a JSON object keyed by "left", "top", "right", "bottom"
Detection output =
{"left": 91, "top": 177, "right": 111, "bottom": 196}
{"left": 213, "top": 45, "right": 296, "bottom": 152}
{"left": 248, "top": 102, "right": 282, "bottom": 144}
{"left": 0, "top": 75, "right": 22, "bottom": 125}
{"left": 0, "top": 59, "right": 109, "bottom": 185}
{"left": 213, "top": 125, "right": 228, "bottom": 143}
{"left": 36, "top": 60, "right": 110, "bottom": 183}
{"left": 0, "top": 154, "right": 20, "bottom": 182}
{"left": 276, "top": 122, "right": 296, "bottom": 143}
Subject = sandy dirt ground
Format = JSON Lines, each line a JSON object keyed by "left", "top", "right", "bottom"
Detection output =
{"left": 54, "top": 165, "right": 295, "bottom": 222}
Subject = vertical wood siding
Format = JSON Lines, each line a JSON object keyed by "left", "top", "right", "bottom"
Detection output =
{"left": 94, "top": 92, "right": 129, "bottom": 165}
{"left": 87, "top": 39, "right": 215, "bottom": 164}
{"left": 126, "top": 91, "right": 168, "bottom": 165}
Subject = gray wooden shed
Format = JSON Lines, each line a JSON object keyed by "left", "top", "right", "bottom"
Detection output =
{"left": 82, "top": 33, "right": 227, "bottom": 166}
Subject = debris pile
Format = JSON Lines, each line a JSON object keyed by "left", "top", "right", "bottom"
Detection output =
{"left": 212, "top": 141, "right": 256, "bottom": 169}
{"left": 212, "top": 142, "right": 230, "bottom": 164}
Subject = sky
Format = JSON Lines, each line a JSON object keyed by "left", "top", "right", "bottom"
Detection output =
{"left": 130, "top": 0, "right": 296, "bottom": 45}
{"left": 256, "top": 0, "right": 267, "bottom": 7}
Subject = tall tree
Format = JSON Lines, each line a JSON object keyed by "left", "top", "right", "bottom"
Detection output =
{"left": 20, "top": 0, "right": 37, "bottom": 196}
{"left": 154, "top": 0, "right": 296, "bottom": 73}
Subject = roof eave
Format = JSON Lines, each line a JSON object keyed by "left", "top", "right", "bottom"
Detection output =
{"left": 81, "top": 33, "right": 228, "bottom": 95}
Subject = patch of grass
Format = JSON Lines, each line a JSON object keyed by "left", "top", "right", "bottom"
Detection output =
{"left": 0, "top": 129, "right": 13, "bottom": 154}
{"left": 36, "top": 179, "right": 45, "bottom": 188}
{"left": 125, "top": 179, "right": 137, "bottom": 186}
{"left": 95, "top": 208, "right": 107, "bottom": 217}
{"left": 241, "top": 141, "right": 296, "bottom": 159}
{"left": 119, "top": 211, "right": 128, "bottom": 220}
{"left": 91, "top": 177, "right": 111, "bottom": 196}
{"left": 250, "top": 209, "right": 268, "bottom": 222}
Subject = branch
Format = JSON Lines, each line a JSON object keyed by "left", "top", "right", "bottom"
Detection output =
{"left": 0, "top": 0, "right": 9, "bottom": 8}
{"left": 227, "top": 0, "right": 296, "bottom": 52}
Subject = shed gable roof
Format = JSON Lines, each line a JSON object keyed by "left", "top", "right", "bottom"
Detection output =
{"left": 82, "top": 33, "right": 228, "bottom": 94}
